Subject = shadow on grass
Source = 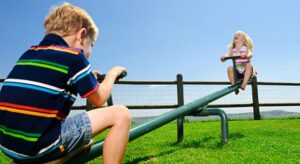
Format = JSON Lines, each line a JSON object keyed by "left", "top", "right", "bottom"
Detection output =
{"left": 229, "top": 132, "right": 245, "bottom": 140}
{"left": 125, "top": 149, "right": 176, "bottom": 164}
{"left": 171, "top": 135, "right": 223, "bottom": 149}
{"left": 125, "top": 132, "right": 247, "bottom": 163}
{"left": 170, "top": 132, "right": 246, "bottom": 150}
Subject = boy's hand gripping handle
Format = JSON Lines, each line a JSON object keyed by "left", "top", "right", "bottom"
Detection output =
{"left": 97, "top": 71, "right": 127, "bottom": 83}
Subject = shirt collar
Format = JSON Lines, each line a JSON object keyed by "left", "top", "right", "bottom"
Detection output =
{"left": 233, "top": 45, "right": 247, "bottom": 52}
{"left": 39, "top": 34, "right": 69, "bottom": 47}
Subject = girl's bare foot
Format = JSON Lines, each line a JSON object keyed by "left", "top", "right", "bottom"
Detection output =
{"left": 240, "top": 83, "right": 247, "bottom": 90}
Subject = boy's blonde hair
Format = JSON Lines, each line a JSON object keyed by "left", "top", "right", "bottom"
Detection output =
{"left": 44, "top": 2, "right": 99, "bottom": 43}
{"left": 228, "top": 31, "right": 254, "bottom": 52}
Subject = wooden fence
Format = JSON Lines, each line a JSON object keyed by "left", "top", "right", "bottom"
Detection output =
{"left": 1, "top": 75, "right": 300, "bottom": 120}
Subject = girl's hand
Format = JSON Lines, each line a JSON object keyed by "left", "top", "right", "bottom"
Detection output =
{"left": 240, "top": 53, "right": 246, "bottom": 58}
{"left": 220, "top": 55, "right": 226, "bottom": 62}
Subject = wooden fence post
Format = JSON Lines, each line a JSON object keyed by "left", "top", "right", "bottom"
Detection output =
{"left": 251, "top": 76, "right": 261, "bottom": 120}
{"left": 107, "top": 95, "right": 114, "bottom": 106}
{"left": 86, "top": 100, "right": 93, "bottom": 111}
{"left": 176, "top": 74, "right": 184, "bottom": 142}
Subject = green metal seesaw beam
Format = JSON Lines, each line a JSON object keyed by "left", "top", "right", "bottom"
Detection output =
{"left": 66, "top": 57, "right": 241, "bottom": 163}
{"left": 67, "top": 81, "right": 241, "bottom": 163}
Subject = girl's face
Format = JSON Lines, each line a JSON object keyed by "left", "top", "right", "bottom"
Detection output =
{"left": 233, "top": 33, "right": 244, "bottom": 44}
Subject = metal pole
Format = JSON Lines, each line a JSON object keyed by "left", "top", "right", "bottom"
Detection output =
{"left": 67, "top": 82, "right": 241, "bottom": 164}
{"left": 232, "top": 59, "right": 238, "bottom": 85}
{"left": 192, "top": 108, "right": 229, "bottom": 144}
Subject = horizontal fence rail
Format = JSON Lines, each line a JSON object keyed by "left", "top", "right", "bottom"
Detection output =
{"left": 0, "top": 77, "right": 300, "bottom": 116}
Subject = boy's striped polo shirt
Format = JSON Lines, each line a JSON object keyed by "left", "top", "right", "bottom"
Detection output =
{"left": 0, "top": 34, "right": 99, "bottom": 159}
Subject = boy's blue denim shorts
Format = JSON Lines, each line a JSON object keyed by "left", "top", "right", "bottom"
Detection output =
{"left": 7, "top": 112, "right": 92, "bottom": 163}
{"left": 60, "top": 112, "right": 92, "bottom": 153}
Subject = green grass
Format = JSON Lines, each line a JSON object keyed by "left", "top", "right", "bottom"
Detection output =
{"left": 1, "top": 118, "right": 299, "bottom": 163}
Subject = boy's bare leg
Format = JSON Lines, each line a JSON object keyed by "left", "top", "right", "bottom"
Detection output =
{"left": 87, "top": 105, "right": 131, "bottom": 164}
{"left": 240, "top": 63, "right": 253, "bottom": 90}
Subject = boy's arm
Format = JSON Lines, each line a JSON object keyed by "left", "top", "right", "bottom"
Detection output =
{"left": 87, "top": 66, "right": 126, "bottom": 107}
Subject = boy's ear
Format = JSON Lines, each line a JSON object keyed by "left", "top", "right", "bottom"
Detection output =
{"left": 76, "top": 28, "right": 87, "bottom": 45}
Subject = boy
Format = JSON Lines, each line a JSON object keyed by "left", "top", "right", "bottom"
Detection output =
{"left": 0, "top": 2, "right": 130, "bottom": 163}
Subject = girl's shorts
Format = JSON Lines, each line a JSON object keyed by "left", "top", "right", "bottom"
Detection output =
{"left": 236, "top": 67, "right": 253, "bottom": 80}
{"left": 236, "top": 70, "right": 245, "bottom": 79}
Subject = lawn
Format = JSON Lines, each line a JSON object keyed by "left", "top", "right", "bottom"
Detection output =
{"left": 1, "top": 118, "right": 299, "bottom": 163}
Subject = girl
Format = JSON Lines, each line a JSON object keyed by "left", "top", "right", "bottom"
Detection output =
{"left": 220, "top": 31, "right": 255, "bottom": 94}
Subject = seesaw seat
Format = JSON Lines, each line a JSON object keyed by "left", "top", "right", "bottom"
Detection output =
{"left": 11, "top": 140, "right": 94, "bottom": 164}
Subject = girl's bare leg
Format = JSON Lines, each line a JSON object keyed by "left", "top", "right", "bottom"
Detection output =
{"left": 241, "top": 63, "right": 253, "bottom": 90}
{"left": 227, "top": 66, "right": 235, "bottom": 85}
{"left": 228, "top": 66, "right": 239, "bottom": 94}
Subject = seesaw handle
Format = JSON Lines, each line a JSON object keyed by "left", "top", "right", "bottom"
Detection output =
{"left": 97, "top": 71, "right": 127, "bottom": 83}
{"left": 223, "top": 56, "right": 240, "bottom": 61}
{"left": 222, "top": 56, "right": 239, "bottom": 85}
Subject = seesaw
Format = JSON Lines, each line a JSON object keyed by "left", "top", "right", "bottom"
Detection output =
{"left": 65, "top": 56, "right": 242, "bottom": 163}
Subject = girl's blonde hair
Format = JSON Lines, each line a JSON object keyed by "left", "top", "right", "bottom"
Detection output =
{"left": 44, "top": 2, "right": 99, "bottom": 43}
{"left": 228, "top": 31, "right": 254, "bottom": 52}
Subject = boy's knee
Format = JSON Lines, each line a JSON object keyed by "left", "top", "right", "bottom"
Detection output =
{"left": 114, "top": 105, "right": 131, "bottom": 123}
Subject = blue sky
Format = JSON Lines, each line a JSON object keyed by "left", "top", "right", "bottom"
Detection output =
{"left": 1, "top": 0, "right": 299, "bottom": 82}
